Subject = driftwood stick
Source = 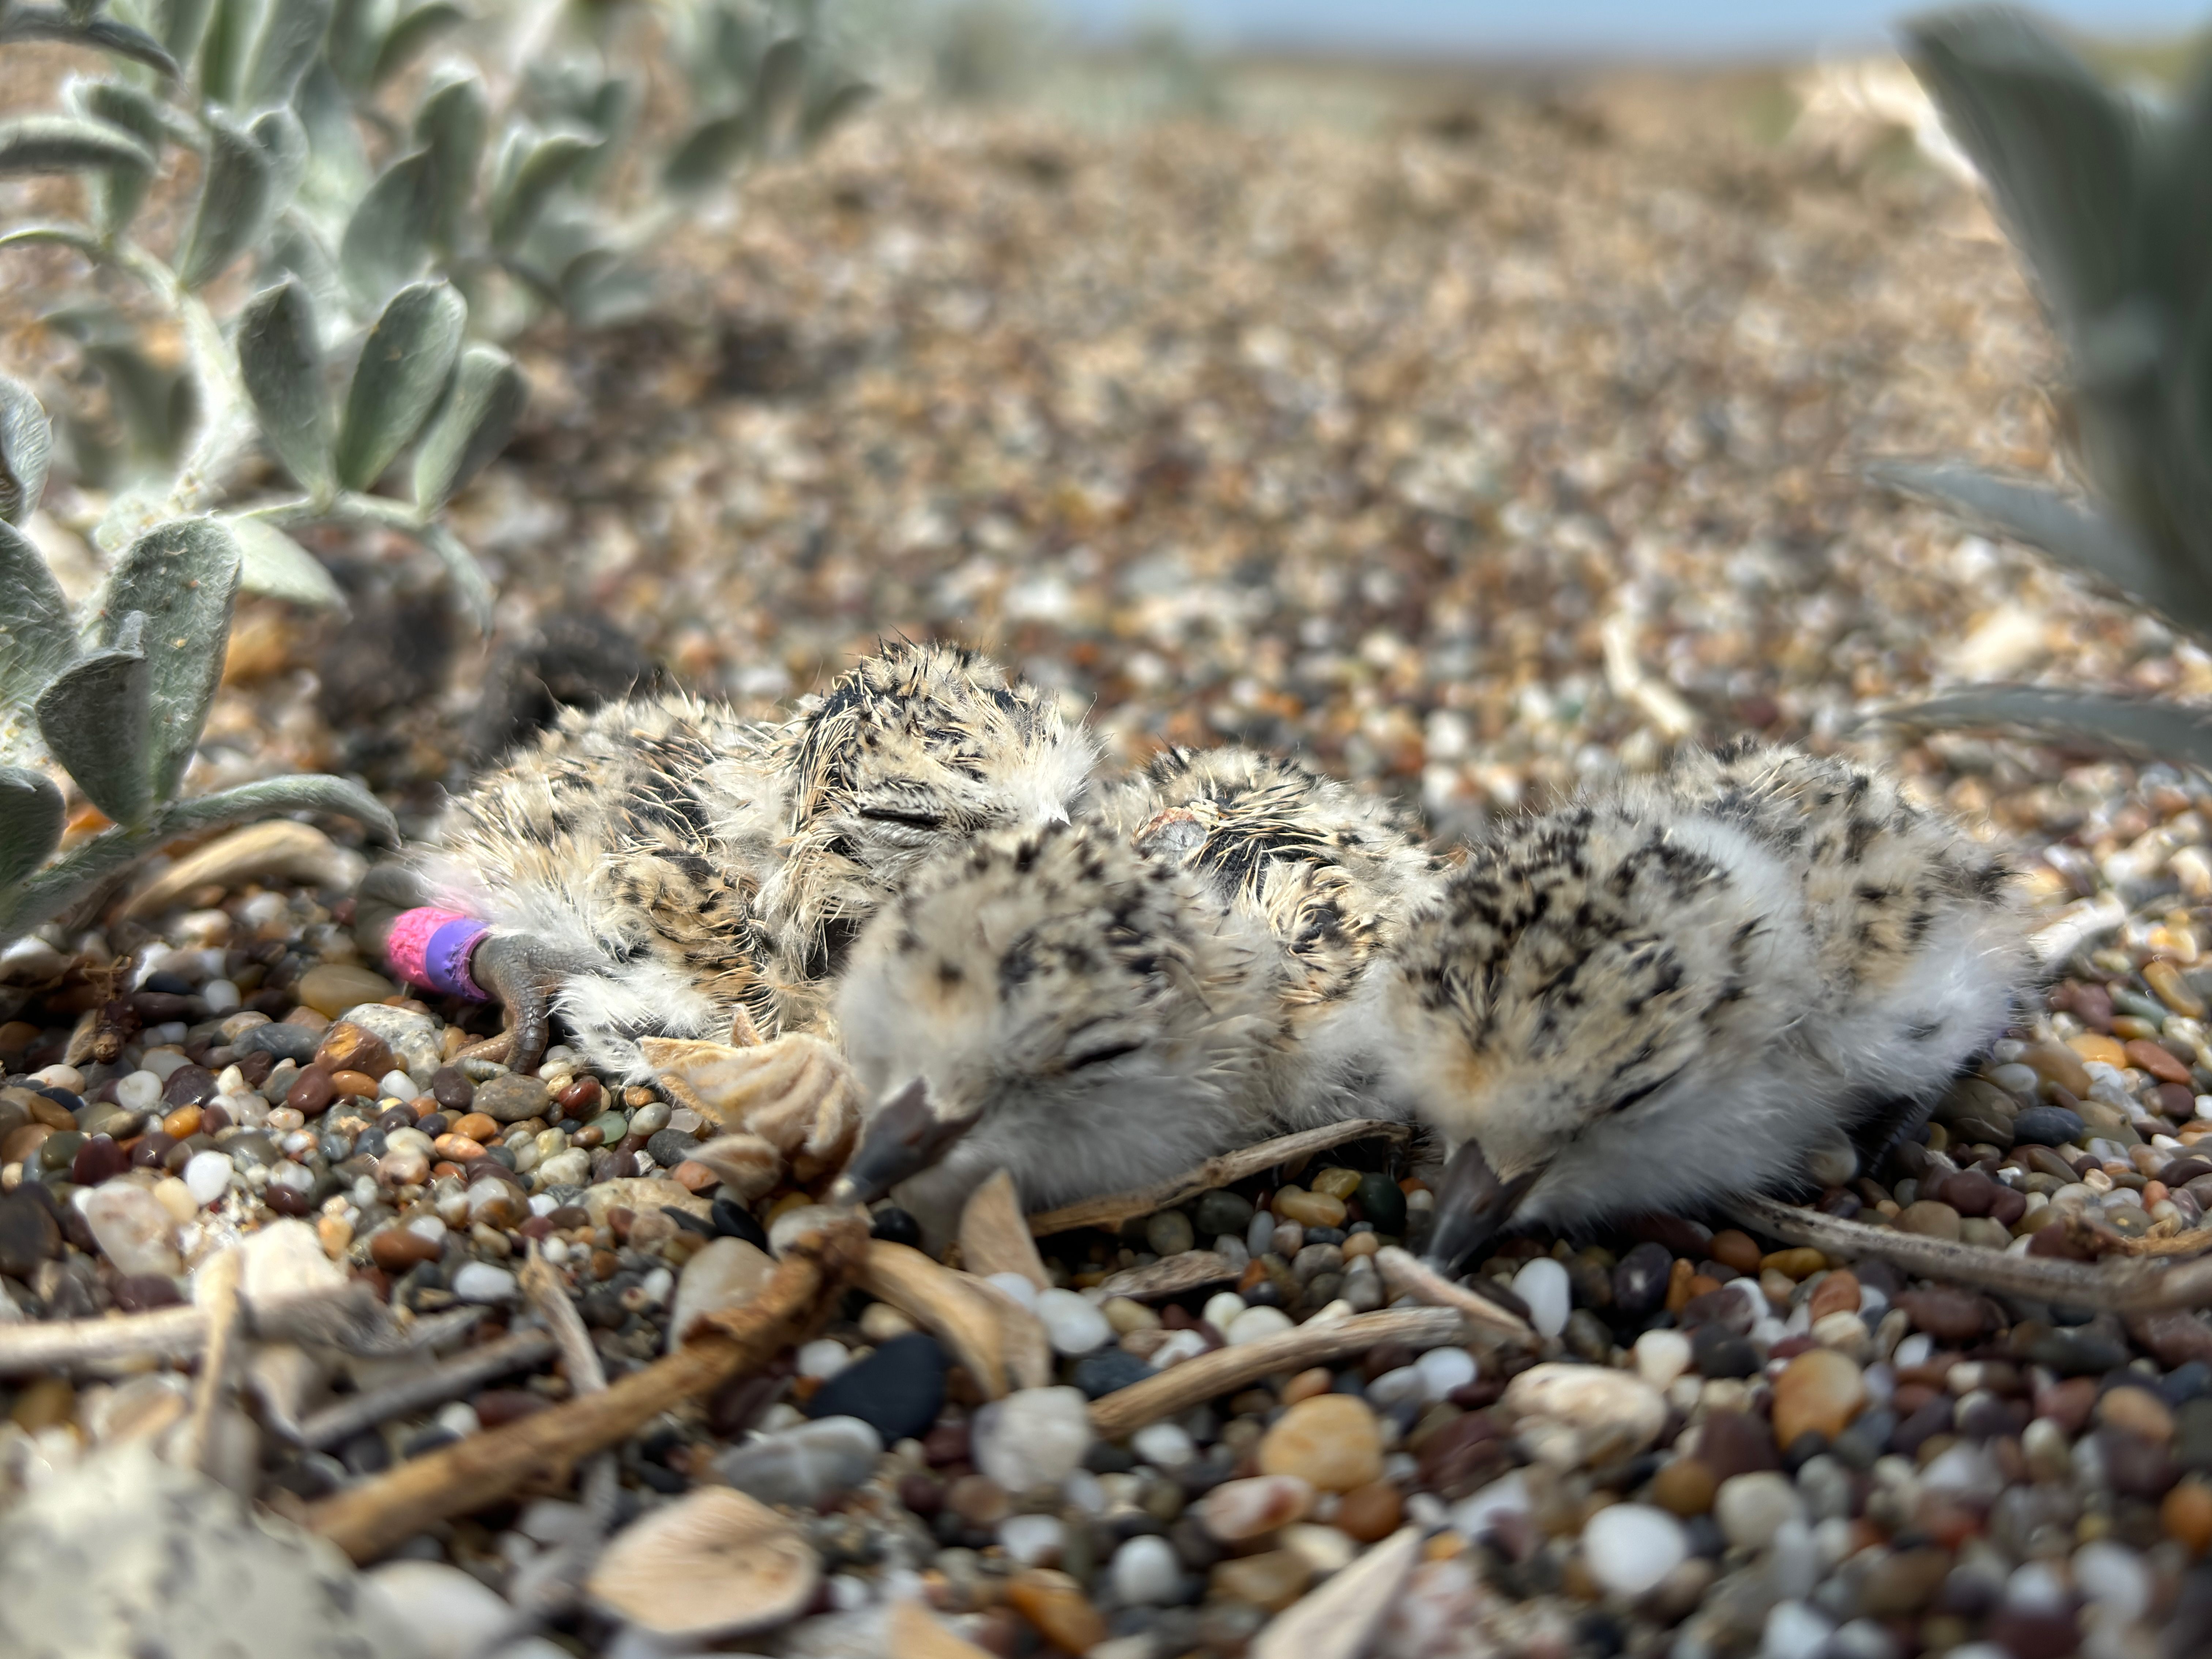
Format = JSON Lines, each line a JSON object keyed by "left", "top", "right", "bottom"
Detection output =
{"left": 856, "top": 1239, "right": 1015, "bottom": 1399}
{"left": 305, "top": 1220, "right": 866, "bottom": 1564}
{"left": 1027, "top": 1119, "right": 1415, "bottom": 1237}
{"left": 1095, "top": 1250, "right": 1237, "bottom": 1302}
{"left": 1376, "top": 1247, "right": 1537, "bottom": 1339}
{"left": 0, "top": 1283, "right": 443, "bottom": 1377}
{"left": 1088, "top": 1308, "right": 1468, "bottom": 1439}
{"left": 179, "top": 1249, "right": 244, "bottom": 1477}
{"left": 1730, "top": 1195, "right": 2212, "bottom": 1311}
{"left": 293, "top": 1330, "right": 558, "bottom": 1450}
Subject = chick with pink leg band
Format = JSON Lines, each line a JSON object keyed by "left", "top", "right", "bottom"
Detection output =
{"left": 384, "top": 907, "right": 490, "bottom": 1001}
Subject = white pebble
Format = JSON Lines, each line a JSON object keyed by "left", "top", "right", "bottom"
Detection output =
{"left": 1149, "top": 1329, "right": 1210, "bottom": 1368}
{"left": 997, "top": 1513, "right": 1063, "bottom": 1566}
{"left": 1224, "top": 1305, "right": 1293, "bottom": 1346}
{"left": 1580, "top": 1502, "right": 1689, "bottom": 1598}
{"left": 115, "top": 1071, "right": 163, "bottom": 1114}
{"left": 451, "top": 1262, "right": 518, "bottom": 1303}
{"left": 1716, "top": 1472, "right": 1805, "bottom": 1550}
{"left": 436, "top": 1401, "right": 481, "bottom": 1437}
{"left": 1132, "top": 1421, "right": 1196, "bottom": 1468}
{"left": 183, "top": 1150, "right": 234, "bottom": 1207}
{"left": 1281, "top": 1521, "right": 1356, "bottom": 1576}
{"left": 797, "top": 1339, "right": 850, "bottom": 1380}
{"left": 139, "top": 1048, "right": 189, "bottom": 1081}
{"left": 972, "top": 1387, "right": 1094, "bottom": 1490}
{"left": 1366, "top": 1366, "right": 1426, "bottom": 1409}
{"left": 1634, "top": 1328, "right": 1692, "bottom": 1389}
{"left": 1201, "top": 1290, "right": 1247, "bottom": 1332}
{"left": 1111, "top": 1534, "right": 1181, "bottom": 1606}
{"left": 362, "top": 1560, "right": 511, "bottom": 1659}
{"left": 1510, "top": 1256, "right": 1570, "bottom": 1339}
{"left": 985, "top": 1271, "right": 1039, "bottom": 1309}
{"left": 1761, "top": 1599, "right": 1835, "bottom": 1659}
{"left": 1415, "top": 1345, "right": 1475, "bottom": 1400}
{"left": 2072, "top": 1540, "right": 2151, "bottom": 1625}
{"left": 32, "top": 1064, "right": 83, "bottom": 1093}
{"left": 1035, "top": 1288, "right": 1111, "bottom": 1355}
{"left": 377, "top": 1070, "right": 416, "bottom": 1101}
{"left": 201, "top": 979, "right": 241, "bottom": 1014}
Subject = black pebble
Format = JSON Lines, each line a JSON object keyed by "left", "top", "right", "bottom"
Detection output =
{"left": 1074, "top": 1348, "right": 1158, "bottom": 1400}
{"left": 2010, "top": 1105, "right": 2087, "bottom": 1147}
{"left": 142, "top": 971, "right": 197, "bottom": 996}
{"left": 1831, "top": 1408, "right": 1896, "bottom": 1471}
{"left": 711, "top": 1196, "right": 769, "bottom": 1250}
{"left": 805, "top": 1332, "right": 948, "bottom": 1443}
{"left": 1689, "top": 1323, "right": 1760, "bottom": 1380}
{"left": 2161, "top": 1362, "right": 2212, "bottom": 1407}
{"left": 662, "top": 1204, "right": 718, "bottom": 1237}
{"left": 1084, "top": 1441, "right": 1138, "bottom": 1475}
{"left": 339, "top": 1430, "right": 392, "bottom": 1476}
{"left": 635, "top": 1462, "right": 689, "bottom": 1494}
{"left": 237, "top": 1023, "right": 323, "bottom": 1064}
{"left": 1611, "top": 1241, "right": 1673, "bottom": 1316}
{"left": 645, "top": 1128, "right": 698, "bottom": 1167}
{"left": 869, "top": 1205, "right": 922, "bottom": 1248}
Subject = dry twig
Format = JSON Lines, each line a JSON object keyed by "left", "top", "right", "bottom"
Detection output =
{"left": 1375, "top": 1247, "right": 1538, "bottom": 1339}
{"left": 1026, "top": 1119, "right": 1415, "bottom": 1237}
{"left": 291, "top": 1330, "right": 557, "bottom": 1451}
{"left": 959, "top": 1169, "right": 1049, "bottom": 1289}
{"left": 306, "top": 1220, "right": 866, "bottom": 1563}
{"left": 0, "top": 1283, "right": 453, "bottom": 1377}
{"left": 1095, "top": 1250, "right": 1237, "bottom": 1302}
{"left": 856, "top": 1240, "right": 1020, "bottom": 1397}
{"left": 178, "top": 1249, "right": 243, "bottom": 1478}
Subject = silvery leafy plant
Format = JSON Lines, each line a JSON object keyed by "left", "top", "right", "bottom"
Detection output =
{"left": 0, "top": 0, "right": 870, "bottom": 623}
{"left": 1871, "top": 9, "right": 2212, "bottom": 765}
{"left": 0, "top": 378, "right": 395, "bottom": 945}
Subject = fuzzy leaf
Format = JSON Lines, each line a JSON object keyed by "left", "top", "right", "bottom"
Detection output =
{"left": 228, "top": 515, "right": 345, "bottom": 610}
{"left": 176, "top": 111, "right": 272, "bottom": 289}
{"left": 1869, "top": 459, "right": 2212, "bottom": 636}
{"left": 488, "top": 126, "right": 595, "bottom": 251}
{"left": 662, "top": 109, "right": 750, "bottom": 195}
{"left": 69, "top": 78, "right": 168, "bottom": 235}
{"left": 158, "top": 770, "right": 395, "bottom": 842}
{"left": 411, "top": 343, "right": 524, "bottom": 509}
{"left": 1878, "top": 685, "right": 2212, "bottom": 773}
{"left": 0, "top": 765, "right": 65, "bottom": 889}
{"left": 152, "top": 0, "right": 216, "bottom": 65}
{"left": 0, "top": 8, "right": 181, "bottom": 77}
{"left": 197, "top": 0, "right": 257, "bottom": 105}
{"left": 237, "top": 279, "right": 331, "bottom": 497}
{"left": 370, "top": 0, "right": 462, "bottom": 86}
{"left": 95, "top": 520, "right": 242, "bottom": 800}
{"left": 752, "top": 34, "right": 808, "bottom": 152}
{"left": 1903, "top": 10, "right": 2139, "bottom": 333}
{"left": 36, "top": 624, "right": 151, "bottom": 825}
{"left": 411, "top": 72, "right": 486, "bottom": 248}
{"left": 802, "top": 79, "right": 873, "bottom": 146}
{"left": 335, "top": 279, "right": 464, "bottom": 490}
{"left": 0, "top": 373, "right": 51, "bottom": 528}
{"left": 252, "top": 105, "right": 308, "bottom": 215}
{"left": 324, "top": 0, "right": 391, "bottom": 87}
{"left": 240, "top": 0, "right": 333, "bottom": 109}
{"left": 415, "top": 518, "right": 492, "bottom": 630}
{"left": 338, "top": 147, "right": 437, "bottom": 304}
{"left": 0, "top": 518, "right": 76, "bottom": 710}
{"left": 0, "top": 114, "right": 154, "bottom": 178}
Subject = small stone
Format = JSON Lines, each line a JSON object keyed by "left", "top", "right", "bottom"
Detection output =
{"left": 1275, "top": 1189, "right": 1347, "bottom": 1229}
{"left": 998, "top": 1513, "right": 1063, "bottom": 1567}
{"left": 1144, "top": 1210, "right": 1195, "bottom": 1257}
{"left": 1111, "top": 1534, "right": 1181, "bottom": 1605}
{"left": 1858, "top": 1547, "right": 1953, "bottom": 1618}
{"left": 1210, "top": 1549, "right": 1311, "bottom": 1612}
{"left": 718, "top": 1417, "right": 882, "bottom": 1508}
{"left": 370, "top": 1227, "right": 441, "bottom": 1272}
{"left": 2011, "top": 1106, "right": 2087, "bottom": 1147}
{"left": 474, "top": 1074, "right": 552, "bottom": 1124}
{"left": 1714, "top": 1471, "right": 1805, "bottom": 1548}
{"left": 1073, "top": 1348, "right": 1156, "bottom": 1399}
{"left": 1198, "top": 1474, "right": 1314, "bottom": 1541}
{"left": 451, "top": 1262, "right": 517, "bottom": 1302}
{"left": 161, "top": 1066, "right": 217, "bottom": 1108}
{"left": 80, "top": 1184, "right": 181, "bottom": 1277}
{"left": 235, "top": 1023, "right": 322, "bottom": 1064}
{"left": 1226, "top": 1305, "right": 1294, "bottom": 1345}
{"left": 1691, "top": 1323, "right": 1761, "bottom": 1380}
{"left": 1258, "top": 1394, "right": 1384, "bottom": 1491}
{"left": 1635, "top": 1328, "right": 1693, "bottom": 1389}
{"left": 1034, "top": 1288, "right": 1111, "bottom": 1355}
{"left": 667, "top": 1237, "right": 774, "bottom": 1349}
{"left": 1772, "top": 1348, "right": 1867, "bottom": 1448}
{"left": 1612, "top": 1241, "right": 1673, "bottom": 1314}
{"left": 1581, "top": 1503, "right": 1689, "bottom": 1598}
{"left": 314, "top": 1022, "right": 395, "bottom": 1081}
{"left": 1651, "top": 1458, "right": 1717, "bottom": 1516}
{"left": 1133, "top": 1420, "right": 1196, "bottom": 1467}
{"left": 0, "top": 1190, "right": 60, "bottom": 1276}
{"left": 973, "top": 1388, "right": 1094, "bottom": 1490}
{"left": 1709, "top": 1230, "right": 1762, "bottom": 1274}
{"left": 1511, "top": 1256, "right": 1570, "bottom": 1338}
{"left": 1004, "top": 1568, "right": 1106, "bottom": 1654}
{"left": 2099, "top": 1385, "right": 2177, "bottom": 1445}
{"left": 2162, "top": 1478, "right": 2212, "bottom": 1554}
{"left": 362, "top": 1559, "right": 511, "bottom": 1657}
{"left": 1897, "top": 1201, "right": 1962, "bottom": 1241}
{"left": 1502, "top": 1363, "right": 1668, "bottom": 1469}
{"left": 1355, "top": 1172, "right": 1407, "bottom": 1233}
{"left": 296, "top": 964, "right": 395, "bottom": 1018}
{"left": 182, "top": 1149, "right": 233, "bottom": 1207}
{"left": 1807, "top": 1271, "right": 1861, "bottom": 1322}
{"left": 1896, "top": 1287, "right": 1990, "bottom": 1344}
{"left": 948, "top": 1474, "right": 1011, "bottom": 1527}
{"left": 807, "top": 1335, "right": 947, "bottom": 1444}
{"left": 1192, "top": 1189, "right": 1254, "bottom": 1237}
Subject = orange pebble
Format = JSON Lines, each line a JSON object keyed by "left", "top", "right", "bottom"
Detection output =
{"left": 452, "top": 1113, "right": 498, "bottom": 1142}
{"left": 410, "top": 1096, "right": 441, "bottom": 1120}
{"left": 670, "top": 1160, "right": 718, "bottom": 1193}
{"left": 2068, "top": 1032, "right": 2128, "bottom": 1069}
{"left": 430, "top": 1161, "right": 466, "bottom": 1181}
{"left": 2165, "top": 1478, "right": 2212, "bottom": 1555}
{"left": 161, "top": 1105, "right": 203, "bottom": 1140}
{"left": 1280, "top": 1367, "right": 1334, "bottom": 1406}
{"left": 432, "top": 1135, "right": 485, "bottom": 1162}
{"left": 1685, "top": 1274, "right": 1723, "bottom": 1302}
{"left": 1664, "top": 1257, "right": 1696, "bottom": 1314}
{"left": 1708, "top": 1229, "right": 1761, "bottom": 1274}
{"left": 329, "top": 1069, "right": 379, "bottom": 1100}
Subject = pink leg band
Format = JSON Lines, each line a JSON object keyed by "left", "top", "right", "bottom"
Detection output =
{"left": 385, "top": 907, "right": 490, "bottom": 1001}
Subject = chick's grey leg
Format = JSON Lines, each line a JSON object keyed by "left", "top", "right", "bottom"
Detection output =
{"left": 352, "top": 862, "right": 432, "bottom": 960}
{"left": 471, "top": 933, "right": 592, "bottom": 1077}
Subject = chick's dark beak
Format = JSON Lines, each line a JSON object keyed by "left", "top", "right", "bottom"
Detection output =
{"left": 1422, "top": 1140, "right": 1542, "bottom": 1276}
{"left": 828, "top": 1077, "right": 979, "bottom": 1208}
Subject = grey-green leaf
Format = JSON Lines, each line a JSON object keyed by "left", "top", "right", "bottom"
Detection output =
{"left": 240, "top": 0, "right": 333, "bottom": 109}
{"left": 0, "top": 373, "right": 52, "bottom": 527}
{"left": 0, "top": 8, "right": 182, "bottom": 78}
{"left": 176, "top": 112, "right": 271, "bottom": 289}
{"left": 411, "top": 343, "right": 525, "bottom": 509}
{"left": 69, "top": 78, "right": 169, "bottom": 235}
{"left": 95, "top": 520, "right": 242, "bottom": 800}
{"left": 412, "top": 72, "right": 486, "bottom": 248}
{"left": 488, "top": 127, "right": 595, "bottom": 251}
{"left": 370, "top": 0, "right": 462, "bottom": 86}
{"left": 0, "top": 114, "right": 154, "bottom": 177}
{"left": 752, "top": 34, "right": 808, "bottom": 154}
{"left": 35, "top": 632, "right": 151, "bottom": 825}
{"left": 338, "top": 147, "right": 437, "bottom": 304}
{"left": 1874, "top": 685, "right": 2212, "bottom": 774}
{"left": 662, "top": 109, "right": 750, "bottom": 195}
{"left": 416, "top": 518, "right": 493, "bottom": 631}
{"left": 0, "top": 765, "right": 65, "bottom": 889}
{"left": 0, "top": 518, "right": 76, "bottom": 710}
{"left": 197, "top": 0, "right": 257, "bottom": 106}
{"left": 325, "top": 0, "right": 392, "bottom": 87}
{"left": 237, "top": 279, "right": 331, "bottom": 497}
{"left": 158, "top": 770, "right": 395, "bottom": 843}
{"left": 335, "top": 279, "right": 465, "bottom": 490}
{"left": 251, "top": 105, "right": 308, "bottom": 217}
{"left": 802, "top": 79, "right": 873, "bottom": 146}
{"left": 227, "top": 516, "right": 345, "bottom": 611}
{"left": 153, "top": 0, "right": 217, "bottom": 66}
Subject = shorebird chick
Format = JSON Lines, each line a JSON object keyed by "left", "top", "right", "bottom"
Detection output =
{"left": 1376, "top": 739, "right": 2036, "bottom": 1272}
{"left": 1097, "top": 745, "right": 1447, "bottom": 1124}
{"left": 382, "top": 642, "right": 1097, "bottom": 1076}
{"left": 826, "top": 819, "right": 1280, "bottom": 1245}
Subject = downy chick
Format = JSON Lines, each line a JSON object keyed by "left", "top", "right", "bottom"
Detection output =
{"left": 382, "top": 642, "right": 1097, "bottom": 1076}
{"left": 1373, "top": 739, "right": 2036, "bottom": 1272}
{"left": 1096, "top": 745, "right": 1448, "bottom": 1125}
{"left": 826, "top": 819, "right": 1281, "bottom": 1245}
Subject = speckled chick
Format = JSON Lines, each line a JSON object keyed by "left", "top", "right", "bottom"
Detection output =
{"left": 827, "top": 818, "right": 1282, "bottom": 1245}
{"left": 1372, "top": 739, "right": 2037, "bottom": 1269}
{"left": 1096, "top": 744, "right": 1448, "bottom": 1126}
{"left": 408, "top": 642, "right": 1097, "bottom": 1076}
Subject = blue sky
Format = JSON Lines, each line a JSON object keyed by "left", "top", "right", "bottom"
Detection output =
{"left": 1054, "top": 1, "right": 2210, "bottom": 60}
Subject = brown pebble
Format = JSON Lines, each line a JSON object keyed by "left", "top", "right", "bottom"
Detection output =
{"left": 314, "top": 1022, "right": 394, "bottom": 1080}
{"left": 1664, "top": 1259, "right": 1696, "bottom": 1313}
{"left": 1650, "top": 1458, "right": 1717, "bottom": 1516}
{"left": 1772, "top": 1348, "right": 1867, "bottom": 1447}
{"left": 368, "top": 1227, "right": 441, "bottom": 1272}
{"left": 473, "top": 1389, "right": 548, "bottom": 1429}
{"left": 1209, "top": 1549, "right": 1312, "bottom": 1612}
{"left": 161, "top": 1065, "right": 216, "bottom": 1109}
{"left": 1759, "top": 1248, "right": 1826, "bottom": 1280}
{"left": 2126, "top": 1039, "right": 2192, "bottom": 1086}
{"left": 10, "top": 1376, "right": 75, "bottom": 1431}
{"left": 1896, "top": 1200, "right": 1962, "bottom": 1241}
{"left": 1272, "top": 1189, "right": 1346, "bottom": 1229}
{"left": 2025, "top": 1042, "right": 2094, "bottom": 1095}
{"left": 1280, "top": 1367, "right": 1333, "bottom": 1406}
{"left": 2098, "top": 1385, "right": 2176, "bottom": 1445}
{"left": 2164, "top": 1478, "right": 2212, "bottom": 1554}
{"left": 1808, "top": 1271, "right": 1861, "bottom": 1322}
{"left": 948, "top": 1474, "right": 1011, "bottom": 1527}
{"left": 329, "top": 1069, "right": 380, "bottom": 1101}
{"left": 556, "top": 1076, "right": 602, "bottom": 1114}
{"left": 1004, "top": 1569, "right": 1105, "bottom": 1652}
{"left": 1334, "top": 1481, "right": 1403, "bottom": 1542}
{"left": 160, "top": 1105, "right": 203, "bottom": 1140}
{"left": 451, "top": 1112, "right": 497, "bottom": 1142}
{"left": 1257, "top": 1394, "right": 1383, "bottom": 1492}
{"left": 286, "top": 1068, "right": 336, "bottom": 1115}
{"left": 1708, "top": 1230, "right": 1761, "bottom": 1274}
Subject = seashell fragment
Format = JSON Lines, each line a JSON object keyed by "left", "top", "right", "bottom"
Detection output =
{"left": 640, "top": 1033, "right": 858, "bottom": 1167}
{"left": 958, "top": 1168, "right": 1049, "bottom": 1290}
{"left": 586, "top": 1486, "right": 818, "bottom": 1640}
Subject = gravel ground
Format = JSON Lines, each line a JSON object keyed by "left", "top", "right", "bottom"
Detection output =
{"left": 7, "top": 68, "right": 2212, "bottom": 1659}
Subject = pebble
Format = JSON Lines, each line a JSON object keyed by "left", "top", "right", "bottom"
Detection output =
{"left": 973, "top": 1388, "right": 1094, "bottom": 1490}
{"left": 1192, "top": 1189, "right": 1253, "bottom": 1237}
{"left": 1225, "top": 1305, "right": 1294, "bottom": 1345}
{"left": 2011, "top": 1105, "right": 2087, "bottom": 1147}
{"left": 296, "top": 964, "right": 395, "bottom": 1016}
{"left": 1772, "top": 1348, "right": 1868, "bottom": 1447}
{"left": 1034, "top": 1288, "right": 1111, "bottom": 1355}
{"left": 1274, "top": 1189, "right": 1346, "bottom": 1229}
{"left": 1144, "top": 1210, "right": 1195, "bottom": 1256}
{"left": 796, "top": 1339, "right": 850, "bottom": 1380}
{"left": 1198, "top": 1474, "right": 1313, "bottom": 1540}
{"left": 114, "top": 1071, "right": 162, "bottom": 1113}
{"left": 451, "top": 1263, "right": 517, "bottom": 1302}
{"left": 2162, "top": 1478, "right": 2212, "bottom": 1553}
{"left": 1416, "top": 1345, "right": 1476, "bottom": 1400}
{"left": 1636, "top": 1328, "right": 1693, "bottom": 1389}
{"left": 363, "top": 1560, "right": 511, "bottom": 1659}
{"left": 475, "top": 1075, "right": 552, "bottom": 1124}
{"left": 1334, "top": 1481, "right": 1403, "bottom": 1542}
{"left": 998, "top": 1513, "right": 1063, "bottom": 1567}
{"left": 1501, "top": 1363, "right": 1667, "bottom": 1468}
{"left": 806, "top": 1335, "right": 947, "bottom": 1444}
{"left": 1133, "top": 1420, "right": 1198, "bottom": 1468}
{"left": 1714, "top": 1471, "right": 1805, "bottom": 1548}
{"left": 1004, "top": 1569, "right": 1106, "bottom": 1654}
{"left": 1896, "top": 1200, "right": 1963, "bottom": 1241}
{"left": 1111, "top": 1534, "right": 1182, "bottom": 1605}
{"left": 182, "top": 1150, "right": 234, "bottom": 1207}
{"left": 79, "top": 1184, "right": 181, "bottom": 1277}
{"left": 1510, "top": 1256, "right": 1571, "bottom": 1338}
{"left": 2098, "top": 1384, "right": 2175, "bottom": 1444}
{"left": 1651, "top": 1458, "right": 1718, "bottom": 1517}
{"left": 1210, "top": 1548, "right": 1311, "bottom": 1611}
{"left": 1581, "top": 1502, "right": 1690, "bottom": 1598}
{"left": 1073, "top": 1348, "right": 1156, "bottom": 1399}
{"left": 1258, "top": 1395, "right": 1383, "bottom": 1491}
{"left": 718, "top": 1417, "right": 882, "bottom": 1508}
